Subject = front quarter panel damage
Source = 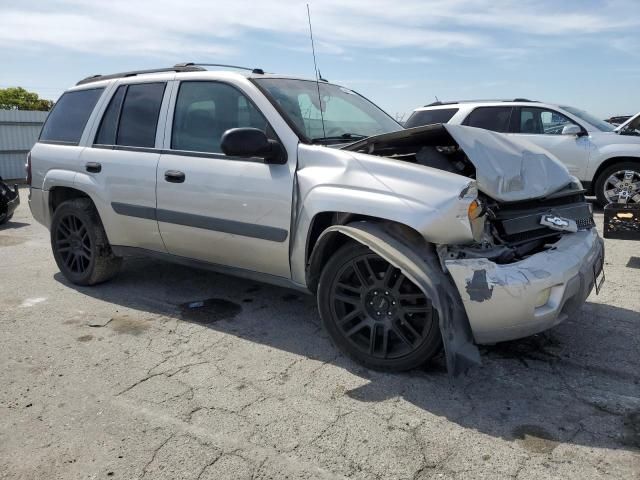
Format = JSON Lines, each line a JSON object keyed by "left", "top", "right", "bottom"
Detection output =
{"left": 314, "top": 221, "right": 481, "bottom": 376}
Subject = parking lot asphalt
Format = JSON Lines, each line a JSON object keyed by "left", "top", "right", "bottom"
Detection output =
{"left": 1, "top": 188, "right": 639, "bottom": 480}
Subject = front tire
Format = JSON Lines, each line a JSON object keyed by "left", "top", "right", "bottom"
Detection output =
{"left": 317, "top": 242, "right": 441, "bottom": 371}
{"left": 51, "top": 198, "right": 122, "bottom": 285}
{"left": 0, "top": 213, "right": 11, "bottom": 225}
{"left": 594, "top": 161, "right": 640, "bottom": 206}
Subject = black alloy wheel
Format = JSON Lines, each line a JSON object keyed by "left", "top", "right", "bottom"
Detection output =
{"left": 54, "top": 213, "right": 93, "bottom": 275}
{"left": 318, "top": 243, "right": 441, "bottom": 371}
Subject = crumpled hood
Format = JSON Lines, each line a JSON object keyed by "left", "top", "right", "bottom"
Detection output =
{"left": 343, "top": 124, "right": 574, "bottom": 203}
{"left": 442, "top": 124, "right": 573, "bottom": 202}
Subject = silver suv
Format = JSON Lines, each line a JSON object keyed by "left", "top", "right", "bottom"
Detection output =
{"left": 28, "top": 64, "right": 604, "bottom": 374}
{"left": 407, "top": 99, "right": 640, "bottom": 205}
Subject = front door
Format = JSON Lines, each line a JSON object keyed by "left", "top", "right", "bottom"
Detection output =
{"left": 509, "top": 106, "right": 591, "bottom": 179}
{"left": 155, "top": 80, "right": 295, "bottom": 278}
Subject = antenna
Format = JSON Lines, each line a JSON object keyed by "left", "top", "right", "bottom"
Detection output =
{"left": 306, "top": 3, "right": 326, "bottom": 140}
{"left": 435, "top": 95, "right": 440, "bottom": 102}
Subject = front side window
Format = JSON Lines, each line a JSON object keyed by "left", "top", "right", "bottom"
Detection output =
{"left": 561, "top": 106, "right": 616, "bottom": 132}
{"left": 94, "top": 83, "right": 165, "bottom": 148}
{"left": 40, "top": 88, "right": 104, "bottom": 144}
{"left": 254, "top": 78, "right": 402, "bottom": 143}
{"left": 171, "top": 81, "right": 269, "bottom": 153}
{"left": 518, "top": 107, "right": 576, "bottom": 135}
{"left": 404, "top": 108, "right": 459, "bottom": 128}
{"left": 463, "top": 106, "right": 513, "bottom": 133}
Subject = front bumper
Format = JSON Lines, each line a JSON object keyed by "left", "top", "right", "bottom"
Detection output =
{"left": 445, "top": 228, "right": 604, "bottom": 344}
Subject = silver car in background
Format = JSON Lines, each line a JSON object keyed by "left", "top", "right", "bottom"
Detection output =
{"left": 28, "top": 64, "right": 604, "bottom": 374}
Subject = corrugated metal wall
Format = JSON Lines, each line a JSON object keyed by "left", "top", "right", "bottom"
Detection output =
{"left": 0, "top": 110, "right": 48, "bottom": 180}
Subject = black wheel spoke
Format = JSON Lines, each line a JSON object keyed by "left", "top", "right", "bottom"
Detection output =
{"left": 405, "top": 305, "right": 430, "bottom": 314}
{"left": 352, "top": 260, "right": 370, "bottom": 287}
{"left": 334, "top": 293, "right": 360, "bottom": 306}
{"left": 399, "top": 293, "right": 424, "bottom": 301}
{"left": 400, "top": 318, "right": 422, "bottom": 340}
{"left": 393, "top": 272, "right": 405, "bottom": 290}
{"left": 339, "top": 308, "right": 363, "bottom": 325}
{"left": 345, "top": 320, "right": 369, "bottom": 338}
{"left": 336, "top": 282, "right": 362, "bottom": 295}
{"left": 381, "top": 263, "right": 395, "bottom": 288}
{"left": 391, "top": 323, "right": 414, "bottom": 348}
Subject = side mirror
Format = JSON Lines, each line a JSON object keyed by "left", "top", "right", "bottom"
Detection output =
{"left": 220, "top": 128, "right": 286, "bottom": 164}
{"left": 561, "top": 124, "right": 582, "bottom": 136}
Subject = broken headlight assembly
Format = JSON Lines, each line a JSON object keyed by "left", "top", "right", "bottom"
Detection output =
{"left": 467, "top": 197, "right": 487, "bottom": 242}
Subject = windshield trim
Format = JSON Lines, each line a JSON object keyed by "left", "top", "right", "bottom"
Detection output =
{"left": 250, "top": 77, "right": 402, "bottom": 144}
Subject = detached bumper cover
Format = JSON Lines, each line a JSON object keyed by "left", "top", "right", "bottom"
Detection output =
{"left": 445, "top": 228, "right": 604, "bottom": 344}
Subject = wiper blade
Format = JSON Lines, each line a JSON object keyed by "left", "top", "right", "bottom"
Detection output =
{"left": 311, "top": 133, "right": 369, "bottom": 143}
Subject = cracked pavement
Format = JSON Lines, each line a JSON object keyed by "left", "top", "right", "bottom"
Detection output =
{"left": 1, "top": 190, "right": 639, "bottom": 479}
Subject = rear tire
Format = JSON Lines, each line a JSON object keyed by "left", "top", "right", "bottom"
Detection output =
{"left": 50, "top": 198, "right": 122, "bottom": 285}
{"left": 317, "top": 242, "right": 441, "bottom": 371}
{"left": 594, "top": 161, "right": 640, "bottom": 206}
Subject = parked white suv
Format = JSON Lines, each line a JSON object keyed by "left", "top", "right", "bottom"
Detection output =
{"left": 406, "top": 100, "right": 640, "bottom": 205}
{"left": 28, "top": 65, "right": 604, "bottom": 374}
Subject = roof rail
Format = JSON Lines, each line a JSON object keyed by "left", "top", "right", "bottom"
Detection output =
{"left": 423, "top": 98, "right": 538, "bottom": 107}
{"left": 76, "top": 65, "right": 206, "bottom": 86}
{"left": 175, "top": 62, "right": 265, "bottom": 74}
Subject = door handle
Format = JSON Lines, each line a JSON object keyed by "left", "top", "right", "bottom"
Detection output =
{"left": 164, "top": 170, "right": 185, "bottom": 183}
{"left": 85, "top": 162, "right": 102, "bottom": 173}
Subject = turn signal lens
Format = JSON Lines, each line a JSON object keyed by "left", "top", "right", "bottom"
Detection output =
{"left": 468, "top": 199, "right": 483, "bottom": 220}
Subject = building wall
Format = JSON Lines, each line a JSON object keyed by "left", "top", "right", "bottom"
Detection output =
{"left": 0, "top": 110, "right": 48, "bottom": 180}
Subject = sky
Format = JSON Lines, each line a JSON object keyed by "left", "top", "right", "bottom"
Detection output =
{"left": 1, "top": 0, "right": 639, "bottom": 120}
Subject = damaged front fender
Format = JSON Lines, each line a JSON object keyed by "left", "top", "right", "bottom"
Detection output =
{"left": 313, "top": 221, "right": 481, "bottom": 376}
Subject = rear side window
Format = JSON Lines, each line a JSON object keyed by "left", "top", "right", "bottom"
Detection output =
{"left": 40, "top": 88, "right": 104, "bottom": 144}
{"left": 404, "top": 108, "right": 458, "bottom": 128}
{"left": 95, "top": 83, "right": 166, "bottom": 148}
{"left": 463, "top": 106, "right": 513, "bottom": 133}
{"left": 116, "top": 83, "right": 166, "bottom": 148}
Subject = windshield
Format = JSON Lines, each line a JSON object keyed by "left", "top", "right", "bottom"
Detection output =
{"left": 561, "top": 106, "right": 616, "bottom": 132}
{"left": 253, "top": 78, "right": 402, "bottom": 143}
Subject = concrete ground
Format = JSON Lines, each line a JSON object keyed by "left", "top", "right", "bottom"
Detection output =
{"left": 1, "top": 188, "right": 638, "bottom": 480}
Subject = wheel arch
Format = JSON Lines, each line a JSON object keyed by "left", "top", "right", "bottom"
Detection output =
{"left": 591, "top": 156, "right": 640, "bottom": 189}
{"left": 305, "top": 213, "right": 422, "bottom": 294}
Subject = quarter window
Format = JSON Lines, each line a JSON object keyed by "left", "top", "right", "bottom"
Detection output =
{"left": 40, "top": 88, "right": 104, "bottom": 144}
{"left": 464, "top": 106, "right": 513, "bottom": 133}
{"left": 518, "top": 107, "right": 575, "bottom": 135}
{"left": 171, "top": 81, "right": 269, "bottom": 153}
{"left": 95, "top": 86, "right": 126, "bottom": 145}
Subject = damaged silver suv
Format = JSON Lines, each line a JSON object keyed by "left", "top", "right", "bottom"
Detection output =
{"left": 28, "top": 64, "right": 604, "bottom": 374}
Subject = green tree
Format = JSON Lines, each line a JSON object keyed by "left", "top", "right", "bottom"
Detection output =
{"left": 0, "top": 87, "right": 54, "bottom": 111}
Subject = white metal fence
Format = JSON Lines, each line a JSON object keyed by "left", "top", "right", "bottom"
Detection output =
{"left": 0, "top": 110, "right": 48, "bottom": 180}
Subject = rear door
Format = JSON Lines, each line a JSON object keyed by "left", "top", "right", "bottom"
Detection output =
{"left": 155, "top": 80, "right": 295, "bottom": 278}
{"left": 80, "top": 81, "right": 170, "bottom": 251}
